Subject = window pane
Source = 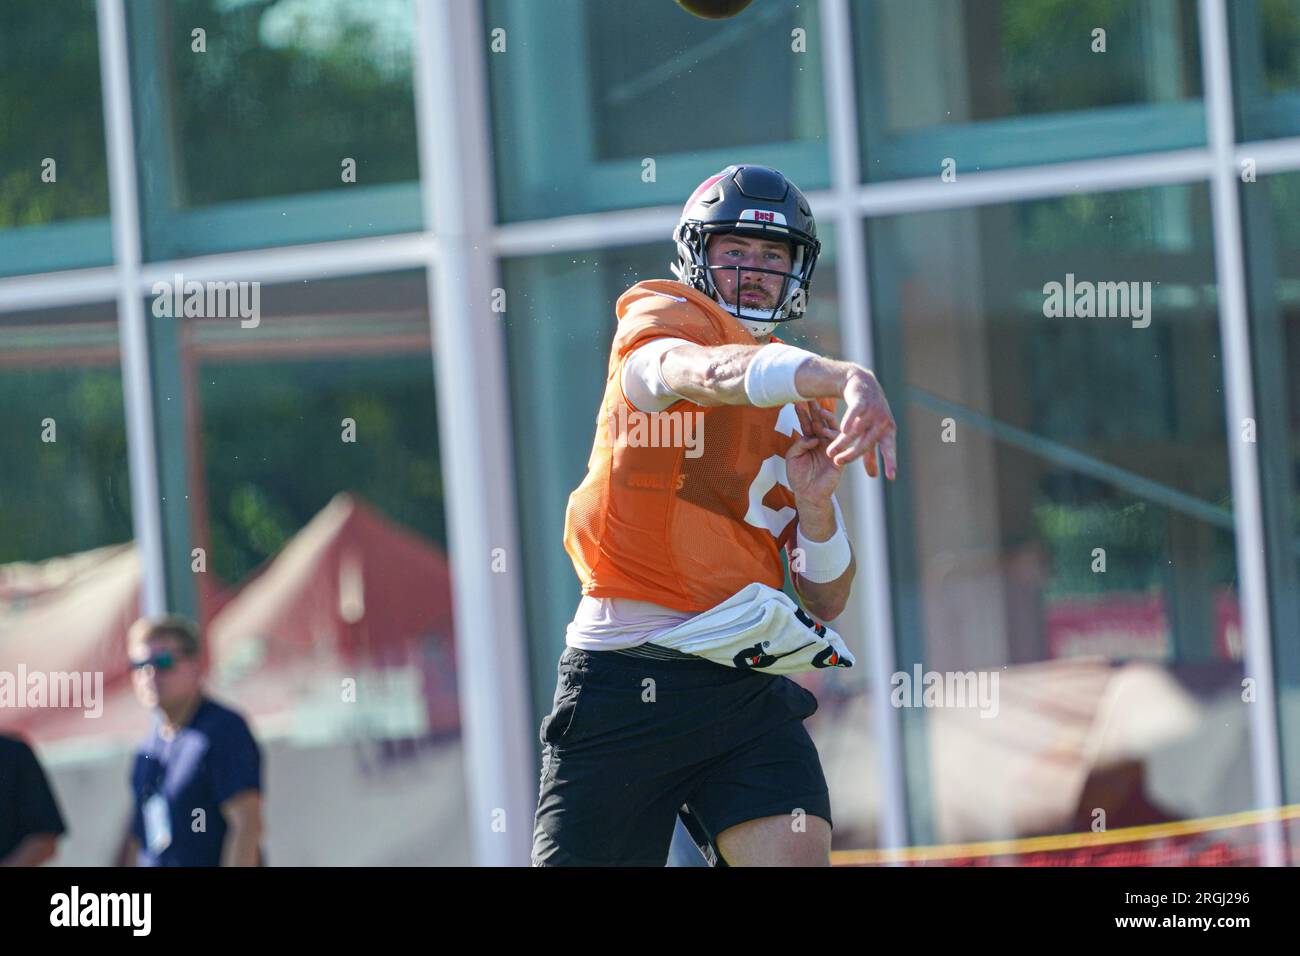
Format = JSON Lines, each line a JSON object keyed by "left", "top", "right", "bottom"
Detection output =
{"left": 184, "top": 272, "right": 462, "bottom": 863}
{"left": 485, "top": 0, "right": 829, "bottom": 221}
{"left": 867, "top": 185, "right": 1257, "bottom": 851}
{"left": 1231, "top": 0, "right": 1300, "bottom": 141}
{"left": 854, "top": 0, "right": 1205, "bottom": 182}
{"left": 127, "top": 0, "right": 422, "bottom": 260}
{"left": 0, "top": 304, "right": 130, "bottom": 565}
{"left": 1241, "top": 172, "right": 1300, "bottom": 807}
{"left": 0, "top": 0, "right": 111, "bottom": 276}
{"left": 0, "top": 303, "right": 136, "bottom": 864}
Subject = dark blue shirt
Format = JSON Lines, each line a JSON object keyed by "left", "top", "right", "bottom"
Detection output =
{"left": 0, "top": 734, "right": 66, "bottom": 859}
{"left": 130, "top": 696, "right": 261, "bottom": 866}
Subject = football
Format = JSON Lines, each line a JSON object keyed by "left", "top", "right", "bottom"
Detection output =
{"left": 675, "top": 0, "right": 756, "bottom": 20}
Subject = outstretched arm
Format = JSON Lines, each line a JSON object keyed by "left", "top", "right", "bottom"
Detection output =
{"left": 658, "top": 343, "right": 898, "bottom": 479}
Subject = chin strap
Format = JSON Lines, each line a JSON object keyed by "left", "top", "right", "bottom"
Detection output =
{"left": 711, "top": 292, "right": 777, "bottom": 337}
{"left": 738, "top": 317, "right": 778, "bottom": 337}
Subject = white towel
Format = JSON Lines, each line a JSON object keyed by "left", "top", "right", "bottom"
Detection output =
{"left": 648, "top": 582, "right": 855, "bottom": 674}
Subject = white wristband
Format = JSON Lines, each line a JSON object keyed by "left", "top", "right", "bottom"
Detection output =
{"left": 794, "top": 497, "right": 851, "bottom": 583}
{"left": 743, "top": 343, "right": 814, "bottom": 407}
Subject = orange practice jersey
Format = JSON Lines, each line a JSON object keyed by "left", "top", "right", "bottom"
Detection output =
{"left": 563, "top": 279, "right": 838, "bottom": 613}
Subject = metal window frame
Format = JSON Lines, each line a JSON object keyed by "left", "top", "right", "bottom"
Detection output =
{"left": 819, "top": 0, "right": 909, "bottom": 858}
{"left": 95, "top": 0, "right": 166, "bottom": 616}
{"left": 9, "top": 138, "right": 1300, "bottom": 302}
{"left": 0, "top": 0, "right": 1295, "bottom": 866}
{"left": 412, "top": 0, "right": 533, "bottom": 867}
{"left": 1198, "top": 0, "right": 1285, "bottom": 867}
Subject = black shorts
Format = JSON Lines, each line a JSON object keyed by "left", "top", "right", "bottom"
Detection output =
{"left": 531, "top": 645, "right": 832, "bottom": 866}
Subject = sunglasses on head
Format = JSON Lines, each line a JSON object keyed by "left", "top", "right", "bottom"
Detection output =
{"left": 130, "top": 652, "right": 184, "bottom": 672}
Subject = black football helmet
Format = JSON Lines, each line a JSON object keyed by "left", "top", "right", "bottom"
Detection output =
{"left": 671, "top": 164, "right": 821, "bottom": 336}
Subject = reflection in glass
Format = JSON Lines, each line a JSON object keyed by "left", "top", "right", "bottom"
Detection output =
{"left": 0, "top": 303, "right": 130, "bottom": 565}
{"left": 0, "top": 275, "right": 467, "bottom": 864}
{"left": 0, "top": 0, "right": 111, "bottom": 276}
{"left": 1241, "top": 171, "right": 1300, "bottom": 809}
{"left": 485, "top": 0, "right": 829, "bottom": 221}
{"left": 0, "top": 303, "right": 138, "bottom": 864}
{"left": 128, "top": 0, "right": 421, "bottom": 259}
{"left": 854, "top": 0, "right": 1204, "bottom": 181}
{"left": 1231, "top": 0, "right": 1300, "bottom": 140}
{"left": 868, "top": 185, "right": 1258, "bottom": 850}
{"left": 184, "top": 271, "right": 463, "bottom": 863}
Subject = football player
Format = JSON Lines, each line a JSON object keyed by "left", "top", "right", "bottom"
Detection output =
{"left": 531, "top": 164, "right": 897, "bottom": 867}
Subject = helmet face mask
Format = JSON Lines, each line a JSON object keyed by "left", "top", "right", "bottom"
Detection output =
{"left": 671, "top": 165, "right": 820, "bottom": 337}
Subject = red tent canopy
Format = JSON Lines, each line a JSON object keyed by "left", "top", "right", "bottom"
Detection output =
{"left": 207, "top": 493, "right": 458, "bottom": 735}
{"left": 0, "top": 544, "right": 141, "bottom": 741}
{"left": 1, "top": 493, "right": 457, "bottom": 744}
{"left": 209, "top": 493, "right": 454, "bottom": 668}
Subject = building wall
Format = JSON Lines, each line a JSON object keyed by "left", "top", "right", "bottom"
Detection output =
{"left": 2, "top": 0, "right": 1298, "bottom": 864}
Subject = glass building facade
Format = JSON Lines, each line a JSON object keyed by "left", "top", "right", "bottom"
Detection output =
{"left": 1, "top": 0, "right": 1296, "bottom": 865}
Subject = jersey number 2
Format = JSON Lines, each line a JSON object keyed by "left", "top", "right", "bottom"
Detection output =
{"left": 743, "top": 404, "right": 802, "bottom": 539}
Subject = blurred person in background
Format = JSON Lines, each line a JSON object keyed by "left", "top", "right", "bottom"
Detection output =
{"left": 0, "top": 733, "right": 67, "bottom": 866}
{"left": 123, "top": 614, "right": 264, "bottom": 866}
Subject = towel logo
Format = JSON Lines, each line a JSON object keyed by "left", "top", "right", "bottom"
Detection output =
{"left": 811, "top": 645, "right": 849, "bottom": 669}
{"left": 730, "top": 610, "right": 850, "bottom": 669}
{"left": 794, "top": 607, "right": 827, "bottom": 637}
{"left": 733, "top": 640, "right": 815, "bottom": 670}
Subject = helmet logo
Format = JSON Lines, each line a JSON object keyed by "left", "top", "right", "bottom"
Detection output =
{"left": 739, "top": 208, "right": 787, "bottom": 225}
